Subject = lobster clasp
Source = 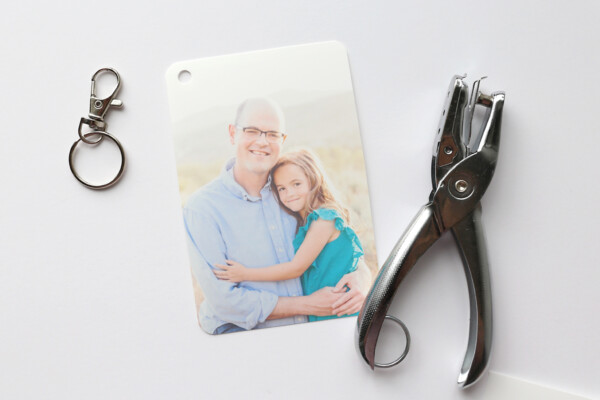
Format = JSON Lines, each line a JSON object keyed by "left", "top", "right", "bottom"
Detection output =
{"left": 88, "top": 68, "right": 123, "bottom": 127}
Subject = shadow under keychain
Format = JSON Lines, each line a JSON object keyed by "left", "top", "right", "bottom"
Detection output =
{"left": 69, "top": 68, "right": 125, "bottom": 189}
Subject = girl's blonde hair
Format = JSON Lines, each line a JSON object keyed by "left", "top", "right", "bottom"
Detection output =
{"left": 271, "top": 149, "right": 350, "bottom": 229}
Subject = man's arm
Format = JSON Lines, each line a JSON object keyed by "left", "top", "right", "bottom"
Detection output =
{"left": 269, "top": 258, "right": 372, "bottom": 320}
{"left": 267, "top": 287, "right": 345, "bottom": 320}
{"left": 184, "top": 206, "right": 278, "bottom": 331}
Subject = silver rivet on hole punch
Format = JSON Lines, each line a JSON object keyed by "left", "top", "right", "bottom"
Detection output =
{"left": 455, "top": 180, "right": 468, "bottom": 193}
{"left": 68, "top": 68, "right": 125, "bottom": 189}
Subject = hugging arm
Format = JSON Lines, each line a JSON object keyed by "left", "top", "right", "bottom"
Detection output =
{"left": 184, "top": 207, "right": 279, "bottom": 331}
{"left": 214, "top": 219, "right": 336, "bottom": 282}
{"left": 267, "top": 287, "right": 345, "bottom": 319}
{"left": 269, "top": 254, "right": 371, "bottom": 319}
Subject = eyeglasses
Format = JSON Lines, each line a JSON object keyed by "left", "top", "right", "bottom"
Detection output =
{"left": 236, "top": 126, "right": 287, "bottom": 144}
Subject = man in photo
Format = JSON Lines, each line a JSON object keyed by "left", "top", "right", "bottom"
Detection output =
{"left": 183, "top": 98, "right": 370, "bottom": 334}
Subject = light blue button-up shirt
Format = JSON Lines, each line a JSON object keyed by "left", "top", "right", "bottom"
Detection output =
{"left": 183, "top": 158, "right": 307, "bottom": 334}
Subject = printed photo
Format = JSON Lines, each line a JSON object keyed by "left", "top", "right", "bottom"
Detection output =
{"left": 166, "top": 42, "right": 378, "bottom": 334}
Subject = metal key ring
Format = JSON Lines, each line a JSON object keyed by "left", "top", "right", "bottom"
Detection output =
{"left": 69, "top": 131, "right": 126, "bottom": 190}
{"left": 373, "top": 315, "right": 411, "bottom": 368}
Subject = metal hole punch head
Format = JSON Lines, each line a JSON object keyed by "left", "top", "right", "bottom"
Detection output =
{"left": 69, "top": 68, "right": 125, "bottom": 189}
{"left": 356, "top": 75, "right": 505, "bottom": 388}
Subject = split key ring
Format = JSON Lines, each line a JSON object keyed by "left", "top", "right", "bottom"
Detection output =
{"left": 69, "top": 131, "right": 126, "bottom": 189}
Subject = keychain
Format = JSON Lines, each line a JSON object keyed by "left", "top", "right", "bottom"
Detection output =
{"left": 68, "top": 68, "right": 125, "bottom": 189}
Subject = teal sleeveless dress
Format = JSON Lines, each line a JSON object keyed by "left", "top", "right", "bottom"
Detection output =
{"left": 293, "top": 208, "right": 364, "bottom": 322}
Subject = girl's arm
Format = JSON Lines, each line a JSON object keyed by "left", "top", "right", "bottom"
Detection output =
{"left": 214, "top": 219, "right": 336, "bottom": 282}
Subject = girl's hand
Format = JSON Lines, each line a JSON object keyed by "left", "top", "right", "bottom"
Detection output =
{"left": 214, "top": 260, "right": 248, "bottom": 283}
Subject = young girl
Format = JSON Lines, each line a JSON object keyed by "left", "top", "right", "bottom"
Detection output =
{"left": 213, "top": 149, "right": 364, "bottom": 322}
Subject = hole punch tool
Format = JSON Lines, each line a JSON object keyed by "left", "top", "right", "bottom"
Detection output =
{"left": 356, "top": 75, "right": 505, "bottom": 388}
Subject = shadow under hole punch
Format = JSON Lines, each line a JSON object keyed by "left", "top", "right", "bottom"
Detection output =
{"left": 356, "top": 75, "right": 505, "bottom": 388}
{"left": 69, "top": 68, "right": 125, "bottom": 189}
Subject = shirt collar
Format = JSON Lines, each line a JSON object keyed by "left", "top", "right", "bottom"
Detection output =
{"left": 221, "top": 158, "right": 272, "bottom": 202}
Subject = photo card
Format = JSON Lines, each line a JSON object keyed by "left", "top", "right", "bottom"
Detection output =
{"left": 166, "top": 42, "right": 378, "bottom": 335}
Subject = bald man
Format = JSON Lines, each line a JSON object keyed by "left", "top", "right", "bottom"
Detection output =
{"left": 183, "top": 98, "right": 368, "bottom": 334}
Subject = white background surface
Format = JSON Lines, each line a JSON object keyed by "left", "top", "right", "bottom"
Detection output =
{"left": 1, "top": 1, "right": 599, "bottom": 399}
